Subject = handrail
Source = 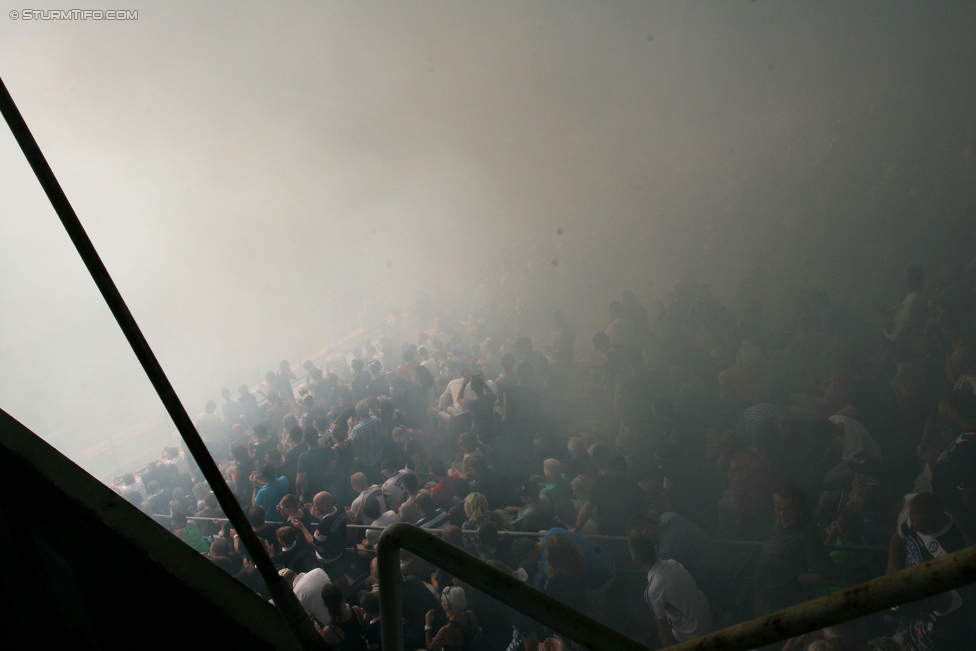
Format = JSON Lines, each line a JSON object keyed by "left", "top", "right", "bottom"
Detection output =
{"left": 666, "top": 544, "right": 976, "bottom": 650}
{"left": 376, "top": 522, "right": 651, "bottom": 651}
{"left": 348, "top": 522, "right": 888, "bottom": 554}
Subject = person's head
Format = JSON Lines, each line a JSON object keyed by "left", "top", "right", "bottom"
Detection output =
{"left": 429, "top": 525, "right": 456, "bottom": 550}
{"left": 350, "top": 472, "right": 368, "bottom": 493}
{"left": 453, "top": 477, "right": 471, "bottom": 501}
{"left": 351, "top": 358, "right": 364, "bottom": 373}
{"left": 210, "top": 537, "right": 230, "bottom": 557}
{"left": 440, "top": 586, "right": 466, "bottom": 614}
{"left": 543, "top": 459, "right": 563, "bottom": 483}
{"left": 170, "top": 511, "right": 188, "bottom": 530}
{"left": 629, "top": 532, "right": 658, "bottom": 569}
{"left": 304, "top": 427, "right": 320, "bottom": 447}
{"left": 362, "top": 497, "right": 382, "bottom": 521}
{"left": 402, "top": 471, "right": 419, "bottom": 494}
{"left": 355, "top": 400, "right": 371, "bottom": 421}
{"left": 591, "top": 331, "right": 610, "bottom": 353}
{"left": 544, "top": 533, "right": 586, "bottom": 579}
{"left": 773, "top": 486, "right": 808, "bottom": 529}
{"left": 321, "top": 583, "right": 346, "bottom": 619}
{"left": 511, "top": 538, "right": 541, "bottom": 565}
{"left": 260, "top": 464, "right": 277, "bottom": 483}
{"left": 477, "top": 522, "right": 500, "bottom": 550}
{"left": 501, "top": 352, "right": 515, "bottom": 372}
{"left": 312, "top": 491, "right": 336, "bottom": 515}
{"left": 836, "top": 510, "right": 864, "bottom": 540}
{"left": 909, "top": 492, "right": 950, "bottom": 535}
{"left": 288, "top": 425, "right": 305, "bottom": 446}
{"left": 221, "top": 388, "right": 232, "bottom": 401}
{"left": 368, "top": 358, "right": 383, "bottom": 376}
{"left": 606, "top": 455, "right": 628, "bottom": 475}
{"left": 468, "top": 455, "right": 488, "bottom": 479}
{"left": 464, "top": 492, "right": 489, "bottom": 521}
{"left": 567, "top": 437, "right": 586, "bottom": 459}
{"left": 470, "top": 375, "right": 487, "bottom": 396}
{"left": 278, "top": 494, "right": 301, "bottom": 518}
{"left": 429, "top": 458, "right": 447, "bottom": 479}
{"left": 359, "top": 592, "right": 380, "bottom": 618}
{"left": 205, "top": 400, "right": 217, "bottom": 414}
{"left": 590, "top": 443, "right": 612, "bottom": 470}
{"left": 415, "top": 490, "right": 433, "bottom": 515}
{"left": 570, "top": 475, "right": 592, "bottom": 502}
{"left": 276, "top": 526, "right": 297, "bottom": 548}
{"left": 458, "top": 432, "right": 478, "bottom": 454}
{"left": 265, "top": 449, "right": 283, "bottom": 467}
{"left": 247, "top": 505, "right": 266, "bottom": 528}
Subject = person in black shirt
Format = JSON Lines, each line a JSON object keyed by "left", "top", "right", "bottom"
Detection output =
{"left": 573, "top": 453, "right": 644, "bottom": 536}
{"left": 297, "top": 428, "right": 334, "bottom": 502}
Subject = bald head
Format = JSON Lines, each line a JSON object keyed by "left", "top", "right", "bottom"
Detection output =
{"left": 312, "top": 491, "right": 336, "bottom": 514}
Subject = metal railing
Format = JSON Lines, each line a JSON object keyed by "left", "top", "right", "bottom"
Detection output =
{"left": 377, "top": 521, "right": 976, "bottom": 651}
{"left": 666, "top": 543, "right": 976, "bottom": 650}
{"left": 376, "top": 521, "right": 651, "bottom": 651}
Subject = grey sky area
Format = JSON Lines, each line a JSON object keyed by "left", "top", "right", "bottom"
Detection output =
{"left": 1, "top": 2, "right": 974, "bottom": 479}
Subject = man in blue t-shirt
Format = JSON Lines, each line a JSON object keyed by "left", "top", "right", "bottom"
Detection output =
{"left": 252, "top": 464, "right": 289, "bottom": 516}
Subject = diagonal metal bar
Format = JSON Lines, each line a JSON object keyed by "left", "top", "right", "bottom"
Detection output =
{"left": 377, "top": 522, "right": 651, "bottom": 651}
{"left": 666, "top": 544, "right": 976, "bottom": 650}
{"left": 0, "top": 75, "right": 324, "bottom": 650}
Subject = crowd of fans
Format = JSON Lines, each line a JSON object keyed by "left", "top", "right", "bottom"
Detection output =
{"left": 108, "top": 250, "right": 976, "bottom": 650}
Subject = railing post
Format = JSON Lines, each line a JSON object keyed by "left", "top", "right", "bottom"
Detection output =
{"left": 376, "top": 524, "right": 405, "bottom": 651}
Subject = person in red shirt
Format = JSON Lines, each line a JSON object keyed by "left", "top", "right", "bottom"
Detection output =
{"left": 426, "top": 458, "right": 456, "bottom": 511}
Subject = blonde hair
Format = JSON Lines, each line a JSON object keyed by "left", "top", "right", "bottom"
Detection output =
{"left": 570, "top": 475, "right": 592, "bottom": 501}
{"left": 464, "top": 492, "right": 488, "bottom": 521}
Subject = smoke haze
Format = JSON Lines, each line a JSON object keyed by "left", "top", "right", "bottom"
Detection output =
{"left": 1, "top": 2, "right": 974, "bottom": 477}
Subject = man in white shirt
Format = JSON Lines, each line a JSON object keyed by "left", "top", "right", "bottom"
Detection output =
{"left": 380, "top": 458, "right": 409, "bottom": 512}
{"left": 885, "top": 265, "right": 925, "bottom": 345}
{"left": 439, "top": 368, "right": 473, "bottom": 418}
{"left": 195, "top": 400, "right": 228, "bottom": 460}
{"left": 279, "top": 568, "right": 331, "bottom": 626}
{"left": 360, "top": 498, "right": 399, "bottom": 549}
{"left": 821, "top": 415, "right": 883, "bottom": 490}
{"left": 630, "top": 533, "right": 712, "bottom": 645}
{"left": 349, "top": 472, "right": 387, "bottom": 524}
